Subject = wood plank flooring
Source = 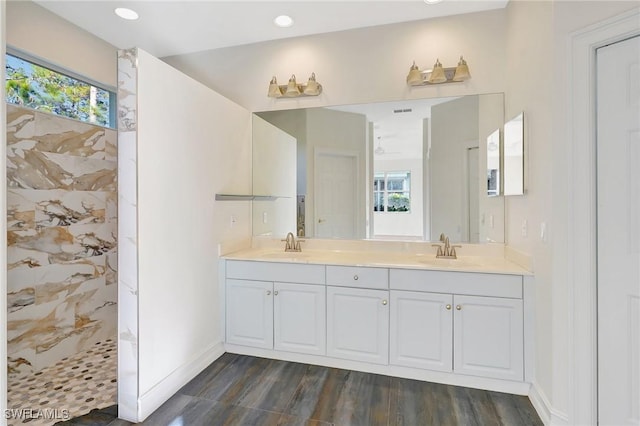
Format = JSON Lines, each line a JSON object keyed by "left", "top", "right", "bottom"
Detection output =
{"left": 59, "top": 353, "right": 543, "bottom": 425}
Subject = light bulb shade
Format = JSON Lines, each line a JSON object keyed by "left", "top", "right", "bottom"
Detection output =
{"left": 303, "top": 72, "right": 321, "bottom": 95}
{"left": 267, "top": 76, "right": 282, "bottom": 98}
{"left": 428, "top": 59, "right": 447, "bottom": 84}
{"left": 284, "top": 74, "right": 301, "bottom": 97}
{"left": 406, "top": 61, "right": 423, "bottom": 86}
{"left": 452, "top": 56, "right": 471, "bottom": 81}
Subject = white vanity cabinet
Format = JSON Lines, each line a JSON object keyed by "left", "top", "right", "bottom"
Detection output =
{"left": 453, "top": 294, "right": 523, "bottom": 381}
{"left": 226, "top": 279, "right": 273, "bottom": 349}
{"left": 225, "top": 261, "right": 326, "bottom": 356}
{"left": 389, "top": 269, "right": 524, "bottom": 382}
{"left": 389, "top": 290, "right": 453, "bottom": 372}
{"left": 326, "top": 266, "right": 390, "bottom": 364}
{"left": 327, "top": 286, "right": 389, "bottom": 364}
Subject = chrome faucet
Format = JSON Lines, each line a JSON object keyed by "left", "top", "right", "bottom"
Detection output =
{"left": 282, "top": 232, "right": 304, "bottom": 252}
{"left": 432, "top": 234, "right": 462, "bottom": 259}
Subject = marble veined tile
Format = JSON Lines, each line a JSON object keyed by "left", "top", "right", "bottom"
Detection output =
{"left": 9, "top": 189, "right": 108, "bottom": 229}
{"left": 8, "top": 223, "right": 116, "bottom": 264}
{"left": 7, "top": 189, "right": 35, "bottom": 231}
{"left": 106, "top": 249, "right": 117, "bottom": 286}
{"left": 6, "top": 105, "right": 36, "bottom": 142}
{"left": 7, "top": 150, "right": 116, "bottom": 191}
{"left": 118, "top": 48, "right": 137, "bottom": 132}
{"left": 7, "top": 105, "right": 117, "bottom": 160}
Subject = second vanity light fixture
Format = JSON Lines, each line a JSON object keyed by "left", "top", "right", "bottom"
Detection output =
{"left": 268, "top": 73, "right": 322, "bottom": 98}
{"left": 406, "top": 56, "right": 471, "bottom": 86}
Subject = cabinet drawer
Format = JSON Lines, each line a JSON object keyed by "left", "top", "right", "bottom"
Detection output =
{"left": 390, "top": 269, "right": 522, "bottom": 299}
{"left": 326, "top": 265, "right": 388, "bottom": 289}
{"left": 226, "top": 260, "right": 325, "bottom": 284}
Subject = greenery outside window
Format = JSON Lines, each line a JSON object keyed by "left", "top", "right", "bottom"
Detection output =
{"left": 373, "top": 171, "right": 411, "bottom": 212}
{"left": 5, "top": 52, "right": 116, "bottom": 128}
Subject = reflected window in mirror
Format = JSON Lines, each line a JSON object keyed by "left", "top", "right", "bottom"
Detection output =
{"left": 374, "top": 172, "right": 411, "bottom": 212}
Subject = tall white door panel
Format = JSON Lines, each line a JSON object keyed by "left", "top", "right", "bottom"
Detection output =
{"left": 597, "top": 35, "right": 640, "bottom": 426}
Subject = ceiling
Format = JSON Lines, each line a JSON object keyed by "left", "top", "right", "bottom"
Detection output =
{"left": 34, "top": 1, "right": 509, "bottom": 58}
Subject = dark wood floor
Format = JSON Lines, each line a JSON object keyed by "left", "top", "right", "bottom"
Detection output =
{"left": 60, "top": 353, "right": 543, "bottom": 426}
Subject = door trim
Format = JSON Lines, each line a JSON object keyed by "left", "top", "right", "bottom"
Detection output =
{"left": 568, "top": 8, "right": 640, "bottom": 425}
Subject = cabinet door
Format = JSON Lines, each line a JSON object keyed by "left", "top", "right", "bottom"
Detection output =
{"left": 274, "top": 282, "right": 326, "bottom": 356}
{"left": 453, "top": 295, "right": 523, "bottom": 381}
{"left": 226, "top": 279, "right": 273, "bottom": 349}
{"left": 327, "top": 286, "right": 389, "bottom": 364}
{"left": 390, "top": 291, "right": 453, "bottom": 372}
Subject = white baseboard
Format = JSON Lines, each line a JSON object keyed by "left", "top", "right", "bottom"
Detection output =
{"left": 529, "top": 381, "right": 569, "bottom": 426}
{"left": 137, "top": 341, "right": 225, "bottom": 421}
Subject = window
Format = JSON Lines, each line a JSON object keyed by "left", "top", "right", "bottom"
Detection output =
{"left": 373, "top": 171, "right": 411, "bottom": 212}
{"left": 5, "top": 52, "right": 115, "bottom": 128}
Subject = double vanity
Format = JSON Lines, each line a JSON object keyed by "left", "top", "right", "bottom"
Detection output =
{"left": 221, "top": 240, "right": 533, "bottom": 396}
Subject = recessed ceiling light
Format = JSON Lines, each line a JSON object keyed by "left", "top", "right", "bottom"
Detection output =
{"left": 115, "top": 7, "right": 139, "bottom": 21}
{"left": 274, "top": 15, "right": 294, "bottom": 28}
{"left": 424, "top": 0, "right": 443, "bottom": 4}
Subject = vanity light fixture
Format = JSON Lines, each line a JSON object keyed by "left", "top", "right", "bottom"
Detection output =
{"left": 406, "top": 56, "right": 471, "bottom": 86}
{"left": 114, "top": 7, "right": 139, "bottom": 20}
{"left": 424, "top": 0, "right": 444, "bottom": 4}
{"left": 267, "top": 73, "right": 323, "bottom": 98}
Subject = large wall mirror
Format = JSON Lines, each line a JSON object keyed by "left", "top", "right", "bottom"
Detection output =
{"left": 253, "top": 93, "right": 505, "bottom": 243}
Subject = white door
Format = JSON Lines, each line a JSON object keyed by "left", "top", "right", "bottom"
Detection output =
{"left": 226, "top": 279, "right": 273, "bottom": 349}
{"left": 453, "top": 295, "right": 523, "bottom": 381}
{"left": 390, "top": 291, "right": 453, "bottom": 372}
{"left": 314, "top": 150, "right": 358, "bottom": 238}
{"left": 273, "top": 282, "right": 326, "bottom": 356}
{"left": 326, "top": 286, "right": 389, "bottom": 364}
{"left": 597, "top": 35, "right": 640, "bottom": 426}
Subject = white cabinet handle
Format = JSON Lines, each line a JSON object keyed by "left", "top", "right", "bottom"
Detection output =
{"left": 456, "top": 305, "right": 462, "bottom": 310}
{"left": 382, "top": 299, "right": 388, "bottom": 305}
{"left": 446, "top": 304, "right": 452, "bottom": 310}
{"left": 353, "top": 275, "right": 359, "bottom": 280}
{"left": 267, "top": 290, "right": 271, "bottom": 295}
{"left": 274, "top": 291, "right": 279, "bottom": 296}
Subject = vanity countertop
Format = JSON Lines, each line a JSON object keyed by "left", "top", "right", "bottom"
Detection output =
{"left": 223, "top": 247, "right": 532, "bottom": 276}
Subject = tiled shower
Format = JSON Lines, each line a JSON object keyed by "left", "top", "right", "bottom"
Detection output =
{"left": 6, "top": 104, "right": 118, "bottom": 424}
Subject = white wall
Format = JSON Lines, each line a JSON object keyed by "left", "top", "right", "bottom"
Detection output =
{"left": 478, "top": 93, "right": 505, "bottom": 244}
{"left": 6, "top": 1, "right": 116, "bottom": 87}
{"left": 130, "top": 49, "right": 252, "bottom": 419}
{"left": 430, "top": 96, "right": 479, "bottom": 242}
{"left": 252, "top": 116, "right": 297, "bottom": 237}
{"left": 373, "top": 158, "right": 423, "bottom": 238}
{"left": 164, "top": 9, "right": 507, "bottom": 112}
{"left": 505, "top": 1, "right": 639, "bottom": 423}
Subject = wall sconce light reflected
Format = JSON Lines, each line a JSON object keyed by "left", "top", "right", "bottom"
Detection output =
{"left": 406, "top": 56, "right": 471, "bottom": 86}
{"left": 268, "top": 73, "right": 323, "bottom": 98}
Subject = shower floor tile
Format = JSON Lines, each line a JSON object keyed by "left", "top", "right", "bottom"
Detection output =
{"left": 7, "top": 339, "right": 117, "bottom": 426}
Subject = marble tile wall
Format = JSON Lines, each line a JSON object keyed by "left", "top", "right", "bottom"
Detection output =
{"left": 6, "top": 103, "right": 118, "bottom": 377}
{"left": 116, "top": 47, "right": 139, "bottom": 421}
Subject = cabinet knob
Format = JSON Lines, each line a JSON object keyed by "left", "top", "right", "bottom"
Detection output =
{"left": 274, "top": 291, "right": 279, "bottom": 296}
{"left": 382, "top": 299, "right": 388, "bottom": 306}
{"left": 353, "top": 275, "right": 359, "bottom": 281}
{"left": 267, "top": 290, "right": 272, "bottom": 295}
{"left": 446, "top": 304, "right": 452, "bottom": 310}
{"left": 456, "top": 305, "right": 462, "bottom": 310}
